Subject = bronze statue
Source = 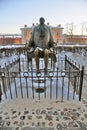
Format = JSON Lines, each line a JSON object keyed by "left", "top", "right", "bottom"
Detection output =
{"left": 28, "top": 17, "right": 54, "bottom": 75}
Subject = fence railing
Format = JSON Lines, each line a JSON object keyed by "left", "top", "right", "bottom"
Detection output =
{"left": 65, "top": 55, "right": 84, "bottom": 101}
{"left": 0, "top": 54, "right": 84, "bottom": 101}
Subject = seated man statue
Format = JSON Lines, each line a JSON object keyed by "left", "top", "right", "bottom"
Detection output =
{"left": 28, "top": 17, "right": 54, "bottom": 75}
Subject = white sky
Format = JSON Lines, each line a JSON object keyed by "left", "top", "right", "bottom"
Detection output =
{"left": 0, "top": 0, "right": 87, "bottom": 34}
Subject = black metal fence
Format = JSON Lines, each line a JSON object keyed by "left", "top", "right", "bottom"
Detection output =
{"left": 65, "top": 55, "right": 84, "bottom": 101}
{"left": 0, "top": 54, "right": 84, "bottom": 101}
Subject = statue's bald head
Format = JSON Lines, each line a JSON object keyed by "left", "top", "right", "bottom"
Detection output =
{"left": 39, "top": 17, "right": 45, "bottom": 24}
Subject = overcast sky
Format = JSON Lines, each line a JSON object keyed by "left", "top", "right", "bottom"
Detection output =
{"left": 0, "top": 0, "right": 87, "bottom": 34}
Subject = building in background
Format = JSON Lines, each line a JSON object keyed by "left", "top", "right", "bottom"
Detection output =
{"left": 0, "top": 34, "right": 22, "bottom": 45}
{"left": 20, "top": 23, "right": 64, "bottom": 44}
{"left": 1, "top": 23, "right": 87, "bottom": 45}
{"left": 63, "top": 34, "right": 87, "bottom": 44}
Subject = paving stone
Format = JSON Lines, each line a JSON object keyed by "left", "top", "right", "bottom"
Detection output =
{"left": 45, "top": 114, "right": 53, "bottom": 120}
{"left": 68, "top": 121, "right": 79, "bottom": 128}
{"left": 56, "top": 123, "right": 62, "bottom": 130}
{"left": 63, "top": 116, "right": 71, "bottom": 120}
{"left": 18, "top": 112, "right": 21, "bottom": 115}
{"left": 37, "top": 122, "right": 41, "bottom": 126}
{"left": 20, "top": 115, "right": 25, "bottom": 120}
{"left": 0, "top": 117, "right": 2, "bottom": 120}
{"left": 72, "top": 108, "right": 77, "bottom": 112}
{"left": 71, "top": 115, "right": 78, "bottom": 120}
{"left": 81, "top": 117, "right": 84, "bottom": 121}
{"left": 76, "top": 112, "right": 81, "bottom": 117}
{"left": 0, "top": 120, "right": 5, "bottom": 126}
{"left": 48, "top": 111, "right": 53, "bottom": 115}
{"left": 53, "top": 111, "right": 58, "bottom": 115}
{"left": 12, "top": 110, "right": 16, "bottom": 115}
{"left": 42, "top": 122, "right": 45, "bottom": 127}
{"left": 84, "top": 113, "right": 87, "bottom": 118}
{"left": 63, "top": 108, "right": 68, "bottom": 111}
{"left": 24, "top": 111, "right": 29, "bottom": 115}
{"left": 62, "top": 122, "right": 67, "bottom": 129}
{"left": 41, "top": 110, "right": 46, "bottom": 114}
{"left": 6, "top": 121, "right": 10, "bottom": 126}
{"left": 19, "top": 121, "right": 24, "bottom": 126}
{"left": 48, "top": 122, "right": 53, "bottom": 126}
{"left": 15, "top": 127, "right": 20, "bottom": 130}
{"left": 47, "top": 107, "right": 53, "bottom": 110}
{"left": 36, "top": 115, "right": 42, "bottom": 119}
{"left": 32, "top": 112, "right": 35, "bottom": 114}
{"left": 28, "top": 115, "right": 32, "bottom": 120}
{"left": 61, "top": 111, "right": 64, "bottom": 115}
{"left": 85, "top": 104, "right": 87, "bottom": 107}
{"left": 12, "top": 115, "right": 17, "bottom": 119}
{"left": 56, "top": 117, "right": 60, "bottom": 121}
{"left": 0, "top": 112, "right": 2, "bottom": 114}
{"left": 36, "top": 109, "right": 40, "bottom": 114}
{"left": 3, "top": 112, "right": 8, "bottom": 115}
{"left": 5, "top": 116, "right": 10, "bottom": 120}
{"left": 13, "top": 121, "right": 18, "bottom": 125}
{"left": 32, "top": 122, "right": 34, "bottom": 126}
{"left": 77, "top": 121, "right": 87, "bottom": 130}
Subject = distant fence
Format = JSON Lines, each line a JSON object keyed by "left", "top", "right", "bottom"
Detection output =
{"left": 0, "top": 44, "right": 87, "bottom": 57}
{"left": 0, "top": 54, "right": 84, "bottom": 101}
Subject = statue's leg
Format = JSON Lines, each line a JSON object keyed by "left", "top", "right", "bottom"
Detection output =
{"left": 34, "top": 48, "right": 39, "bottom": 73}
{"left": 44, "top": 49, "right": 50, "bottom": 73}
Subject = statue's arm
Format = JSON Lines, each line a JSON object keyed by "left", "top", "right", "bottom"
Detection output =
{"left": 29, "top": 28, "right": 35, "bottom": 47}
{"left": 48, "top": 27, "right": 55, "bottom": 48}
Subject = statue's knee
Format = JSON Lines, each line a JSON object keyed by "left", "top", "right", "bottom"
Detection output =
{"left": 44, "top": 49, "right": 50, "bottom": 56}
{"left": 34, "top": 48, "right": 39, "bottom": 56}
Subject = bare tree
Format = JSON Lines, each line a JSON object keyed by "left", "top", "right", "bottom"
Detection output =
{"left": 80, "top": 21, "right": 87, "bottom": 35}
{"left": 65, "top": 22, "right": 76, "bottom": 36}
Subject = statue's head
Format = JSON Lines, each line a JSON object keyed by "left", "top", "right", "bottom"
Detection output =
{"left": 39, "top": 17, "right": 45, "bottom": 24}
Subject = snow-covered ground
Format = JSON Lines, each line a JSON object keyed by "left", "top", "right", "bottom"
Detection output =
{"left": 0, "top": 55, "right": 19, "bottom": 68}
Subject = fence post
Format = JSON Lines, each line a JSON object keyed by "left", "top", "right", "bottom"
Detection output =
{"left": 0, "top": 84, "right": 2, "bottom": 102}
{"left": 65, "top": 55, "right": 67, "bottom": 70}
{"left": 18, "top": 55, "right": 21, "bottom": 72}
{"left": 79, "top": 66, "right": 84, "bottom": 101}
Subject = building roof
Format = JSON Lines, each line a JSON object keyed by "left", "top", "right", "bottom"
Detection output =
{"left": 20, "top": 24, "right": 64, "bottom": 30}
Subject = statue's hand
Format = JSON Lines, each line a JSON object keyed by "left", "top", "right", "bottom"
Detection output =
{"left": 25, "top": 43, "right": 29, "bottom": 48}
{"left": 50, "top": 47, "right": 54, "bottom": 52}
{"left": 25, "top": 42, "right": 34, "bottom": 53}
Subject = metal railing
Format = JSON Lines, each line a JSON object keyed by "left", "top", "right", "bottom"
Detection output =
{"left": 65, "top": 55, "right": 84, "bottom": 101}
{"left": 0, "top": 54, "right": 84, "bottom": 101}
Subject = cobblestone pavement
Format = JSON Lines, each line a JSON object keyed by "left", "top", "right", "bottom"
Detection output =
{"left": 0, "top": 98, "right": 87, "bottom": 130}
